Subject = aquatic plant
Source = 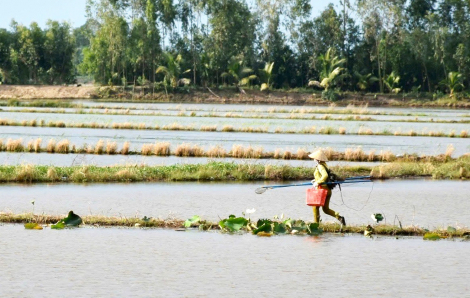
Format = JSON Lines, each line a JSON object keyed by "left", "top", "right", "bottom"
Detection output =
{"left": 51, "top": 211, "right": 82, "bottom": 229}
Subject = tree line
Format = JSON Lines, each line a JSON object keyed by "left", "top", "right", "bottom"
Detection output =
{"left": 0, "top": 0, "right": 469, "bottom": 98}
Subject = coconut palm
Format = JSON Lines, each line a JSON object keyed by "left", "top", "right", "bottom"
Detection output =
{"left": 260, "top": 62, "right": 274, "bottom": 91}
{"left": 354, "top": 71, "right": 379, "bottom": 91}
{"left": 156, "top": 52, "right": 191, "bottom": 94}
{"left": 308, "top": 47, "right": 346, "bottom": 91}
{"left": 221, "top": 57, "right": 257, "bottom": 93}
{"left": 383, "top": 72, "right": 401, "bottom": 94}
{"left": 440, "top": 72, "right": 464, "bottom": 98}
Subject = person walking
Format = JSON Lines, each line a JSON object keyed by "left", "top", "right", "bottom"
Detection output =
{"left": 309, "top": 149, "right": 346, "bottom": 226}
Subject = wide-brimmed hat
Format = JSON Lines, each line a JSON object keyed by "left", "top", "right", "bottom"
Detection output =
{"left": 308, "top": 149, "right": 328, "bottom": 161}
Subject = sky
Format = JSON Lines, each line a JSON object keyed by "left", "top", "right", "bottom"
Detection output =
{"left": 0, "top": 0, "right": 342, "bottom": 29}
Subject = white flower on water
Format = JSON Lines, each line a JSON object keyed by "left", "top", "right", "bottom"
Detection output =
{"left": 246, "top": 208, "right": 256, "bottom": 214}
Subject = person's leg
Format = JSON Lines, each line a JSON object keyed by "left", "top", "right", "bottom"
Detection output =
{"left": 312, "top": 206, "right": 320, "bottom": 223}
{"left": 321, "top": 189, "right": 339, "bottom": 219}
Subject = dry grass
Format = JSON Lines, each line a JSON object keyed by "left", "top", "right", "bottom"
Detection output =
{"left": 138, "top": 123, "right": 146, "bottom": 130}
{"left": 55, "top": 139, "right": 70, "bottom": 154}
{"left": 121, "top": 142, "right": 130, "bottom": 155}
{"left": 16, "top": 164, "right": 36, "bottom": 182}
{"left": 222, "top": 125, "right": 235, "bottom": 132}
{"left": 461, "top": 130, "right": 468, "bottom": 138}
{"left": 207, "top": 145, "right": 227, "bottom": 158}
{"left": 274, "top": 149, "right": 282, "bottom": 159}
{"left": 230, "top": 145, "right": 244, "bottom": 158}
{"left": 296, "top": 149, "right": 309, "bottom": 160}
{"left": 200, "top": 125, "right": 217, "bottom": 132}
{"left": 33, "top": 138, "right": 42, "bottom": 153}
{"left": 408, "top": 130, "right": 417, "bottom": 136}
{"left": 358, "top": 127, "right": 373, "bottom": 135}
{"left": 380, "top": 150, "right": 396, "bottom": 162}
{"left": 344, "top": 147, "right": 367, "bottom": 161}
{"left": 339, "top": 127, "right": 346, "bottom": 135}
{"left": 46, "top": 167, "right": 59, "bottom": 181}
{"left": 302, "top": 126, "right": 316, "bottom": 134}
{"left": 141, "top": 144, "right": 154, "bottom": 156}
{"left": 274, "top": 127, "right": 283, "bottom": 133}
{"left": 106, "top": 141, "right": 117, "bottom": 155}
{"left": 449, "top": 130, "right": 456, "bottom": 138}
{"left": 94, "top": 140, "right": 104, "bottom": 154}
{"left": 46, "top": 139, "right": 56, "bottom": 153}
{"left": 154, "top": 142, "right": 170, "bottom": 156}
{"left": 282, "top": 150, "right": 292, "bottom": 159}
{"left": 445, "top": 144, "right": 455, "bottom": 158}
{"left": 174, "top": 143, "right": 204, "bottom": 157}
{"left": 368, "top": 149, "right": 376, "bottom": 161}
{"left": 6, "top": 138, "right": 24, "bottom": 152}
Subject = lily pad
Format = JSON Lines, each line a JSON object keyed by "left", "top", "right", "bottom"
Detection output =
{"left": 184, "top": 215, "right": 201, "bottom": 228}
{"left": 423, "top": 233, "right": 442, "bottom": 241}
{"left": 63, "top": 211, "right": 82, "bottom": 226}
{"left": 51, "top": 221, "right": 66, "bottom": 230}
{"left": 307, "top": 223, "right": 323, "bottom": 236}
{"left": 371, "top": 213, "right": 384, "bottom": 223}
{"left": 447, "top": 226, "right": 457, "bottom": 233}
{"left": 24, "top": 223, "right": 43, "bottom": 230}
{"left": 253, "top": 223, "right": 272, "bottom": 235}
{"left": 273, "top": 222, "right": 287, "bottom": 234}
{"left": 219, "top": 217, "right": 248, "bottom": 232}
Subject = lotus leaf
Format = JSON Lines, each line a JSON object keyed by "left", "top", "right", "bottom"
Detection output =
{"left": 256, "top": 219, "right": 272, "bottom": 228}
{"left": 51, "top": 222, "right": 65, "bottom": 230}
{"left": 371, "top": 213, "right": 384, "bottom": 223}
{"left": 63, "top": 211, "right": 82, "bottom": 226}
{"left": 24, "top": 223, "right": 43, "bottom": 230}
{"left": 423, "top": 233, "right": 442, "bottom": 241}
{"left": 253, "top": 223, "right": 272, "bottom": 235}
{"left": 273, "top": 222, "right": 287, "bottom": 234}
{"left": 307, "top": 223, "right": 323, "bottom": 235}
{"left": 224, "top": 217, "right": 248, "bottom": 232}
{"left": 184, "top": 215, "right": 201, "bottom": 228}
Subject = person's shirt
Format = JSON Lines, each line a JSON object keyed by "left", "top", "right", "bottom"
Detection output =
{"left": 313, "top": 162, "right": 329, "bottom": 185}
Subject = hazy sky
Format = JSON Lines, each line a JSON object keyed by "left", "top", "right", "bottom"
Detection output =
{"left": 0, "top": 0, "right": 342, "bottom": 29}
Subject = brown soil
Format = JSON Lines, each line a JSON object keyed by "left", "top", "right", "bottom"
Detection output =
{"left": 0, "top": 85, "right": 96, "bottom": 99}
{"left": 1, "top": 85, "right": 469, "bottom": 107}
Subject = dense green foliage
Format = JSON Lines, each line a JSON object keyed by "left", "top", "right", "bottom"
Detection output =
{"left": 3, "top": 0, "right": 470, "bottom": 97}
{"left": 0, "top": 21, "right": 76, "bottom": 84}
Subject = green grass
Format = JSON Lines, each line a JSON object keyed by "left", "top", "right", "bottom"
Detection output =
{"left": 0, "top": 157, "right": 468, "bottom": 183}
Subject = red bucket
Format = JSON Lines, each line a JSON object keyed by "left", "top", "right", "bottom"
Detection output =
{"left": 306, "top": 188, "right": 327, "bottom": 206}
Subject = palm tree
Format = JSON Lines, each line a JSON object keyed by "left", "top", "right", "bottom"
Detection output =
{"left": 260, "top": 62, "right": 274, "bottom": 91}
{"left": 156, "top": 52, "right": 191, "bottom": 95}
{"left": 354, "top": 71, "right": 378, "bottom": 91}
{"left": 308, "top": 48, "right": 346, "bottom": 91}
{"left": 221, "top": 57, "right": 257, "bottom": 93}
{"left": 383, "top": 72, "right": 401, "bottom": 94}
{"left": 440, "top": 72, "right": 464, "bottom": 98}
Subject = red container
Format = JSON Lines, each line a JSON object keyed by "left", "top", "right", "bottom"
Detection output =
{"left": 306, "top": 188, "right": 327, "bottom": 206}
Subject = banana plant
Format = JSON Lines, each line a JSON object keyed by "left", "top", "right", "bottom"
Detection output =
{"left": 156, "top": 52, "right": 191, "bottom": 94}
{"left": 308, "top": 47, "right": 346, "bottom": 91}
{"left": 354, "top": 71, "right": 379, "bottom": 91}
{"left": 260, "top": 62, "right": 274, "bottom": 91}
{"left": 221, "top": 57, "right": 257, "bottom": 93}
{"left": 439, "top": 71, "right": 464, "bottom": 98}
{"left": 383, "top": 72, "right": 401, "bottom": 94}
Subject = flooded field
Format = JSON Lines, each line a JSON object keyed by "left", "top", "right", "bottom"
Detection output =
{"left": 2, "top": 180, "right": 469, "bottom": 228}
{"left": 1, "top": 224, "right": 469, "bottom": 297}
{"left": 0, "top": 152, "right": 380, "bottom": 167}
{"left": 1, "top": 126, "right": 467, "bottom": 156}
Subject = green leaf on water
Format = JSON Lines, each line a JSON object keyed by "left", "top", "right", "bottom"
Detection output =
{"left": 307, "top": 223, "right": 323, "bottom": 236}
{"left": 142, "top": 216, "right": 152, "bottom": 223}
{"left": 51, "top": 221, "right": 65, "bottom": 230}
{"left": 273, "top": 222, "right": 287, "bottom": 234}
{"left": 423, "top": 233, "right": 442, "bottom": 241}
{"left": 224, "top": 217, "right": 248, "bottom": 232}
{"left": 371, "top": 213, "right": 384, "bottom": 223}
{"left": 447, "top": 226, "right": 457, "bottom": 233}
{"left": 184, "top": 215, "right": 201, "bottom": 228}
{"left": 256, "top": 219, "right": 272, "bottom": 228}
{"left": 24, "top": 223, "right": 43, "bottom": 230}
{"left": 63, "top": 211, "right": 82, "bottom": 226}
{"left": 253, "top": 223, "right": 272, "bottom": 235}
